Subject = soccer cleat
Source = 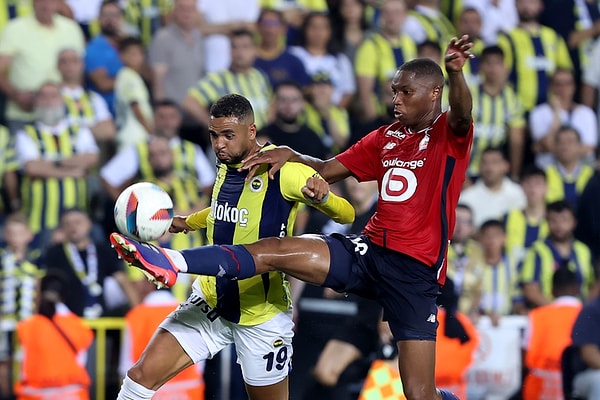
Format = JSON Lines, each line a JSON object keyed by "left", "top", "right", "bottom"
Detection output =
{"left": 110, "top": 232, "right": 179, "bottom": 288}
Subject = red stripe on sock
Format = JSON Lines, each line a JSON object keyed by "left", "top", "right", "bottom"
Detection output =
{"left": 222, "top": 246, "right": 241, "bottom": 271}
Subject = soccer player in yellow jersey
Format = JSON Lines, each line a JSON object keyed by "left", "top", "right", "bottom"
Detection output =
{"left": 115, "top": 94, "right": 355, "bottom": 400}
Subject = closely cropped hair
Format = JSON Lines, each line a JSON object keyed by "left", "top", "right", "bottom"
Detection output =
{"left": 555, "top": 125, "right": 582, "bottom": 143}
{"left": 520, "top": 165, "right": 546, "bottom": 182}
{"left": 546, "top": 200, "right": 574, "bottom": 216}
{"left": 118, "top": 36, "right": 143, "bottom": 52}
{"left": 480, "top": 45, "right": 504, "bottom": 61}
{"left": 153, "top": 98, "right": 182, "bottom": 113}
{"left": 479, "top": 219, "right": 505, "bottom": 233}
{"left": 230, "top": 29, "right": 255, "bottom": 42}
{"left": 210, "top": 94, "right": 254, "bottom": 121}
{"left": 399, "top": 58, "right": 443, "bottom": 85}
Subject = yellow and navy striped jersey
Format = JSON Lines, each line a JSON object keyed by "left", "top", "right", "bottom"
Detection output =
{"left": 408, "top": 9, "right": 456, "bottom": 49}
{"left": 63, "top": 90, "right": 97, "bottom": 129}
{"left": 0, "top": 125, "right": 17, "bottom": 184}
{"left": 122, "top": 0, "right": 173, "bottom": 47}
{"left": 302, "top": 103, "right": 349, "bottom": 154}
{"left": 0, "top": 0, "right": 31, "bottom": 33}
{"left": 497, "top": 26, "right": 573, "bottom": 111}
{"left": 446, "top": 240, "right": 485, "bottom": 315}
{"left": 354, "top": 32, "right": 418, "bottom": 116}
{"left": 0, "top": 249, "right": 42, "bottom": 331}
{"left": 440, "top": 0, "right": 463, "bottom": 25}
{"left": 469, "top": 83, "right": 525, "bottom": 176}
{"left": 544, "top": 163, "right": 594, "bottom": 206}
{"left": 187, "top": 69, "right": 272, "bottom": 130}
{"left": 21, "top": 125, "right": 88, "bottom": 233}
{"left": 136, "top": 139, "right": 203, "bottom": 184}
{"left": 260, "top": 0, "right": 328, "bottom": 11}
{"left": 192, "top": 152, "right": 354, "bottom": 325}
{"left": 520, "top": 238, "right": 595, "bottom": 300}
{"left": 503, "top": 209, "right": 549, "bottom": 263}
{"left": 479, "top": 254, "right": 520, "bottom": 315}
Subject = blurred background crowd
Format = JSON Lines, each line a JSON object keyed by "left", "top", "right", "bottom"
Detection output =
{"left": 1, "top": 0, "right": 600, "bottom": 399}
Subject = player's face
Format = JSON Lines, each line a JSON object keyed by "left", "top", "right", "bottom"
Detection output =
{"left": 391, "top": 70, "right": 440, "bottom": 127}
{"left": 548, "top": 210, "right": 576, "bottom": 243}
{"left": 209, "top": 116, "right": 257, "bottom": 165}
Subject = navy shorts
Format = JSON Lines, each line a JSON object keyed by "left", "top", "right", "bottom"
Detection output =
{"left": 323, "top": 233, "right": 440, "bottom": 342}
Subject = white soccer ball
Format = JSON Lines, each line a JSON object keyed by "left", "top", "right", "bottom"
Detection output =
{"left": 114, "top": 182, "right": 174, "bottom": 242}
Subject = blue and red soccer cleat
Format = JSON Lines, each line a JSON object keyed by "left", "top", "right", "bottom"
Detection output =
{"left": 110, "top": 233, "right": 179, "bottom": 288}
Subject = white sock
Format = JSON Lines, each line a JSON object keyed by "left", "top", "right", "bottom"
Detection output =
{"left": 117, "top": 375, "right": 156, "bottom": 400}
{"left": 164, "top": 248, "right": 188, "bottom": 272}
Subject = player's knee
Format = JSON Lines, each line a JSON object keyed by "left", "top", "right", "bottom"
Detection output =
{"left": 253, "top": 237, "right": 284, "bottom": 272}
{"left": 127, "top": 364, "right": 159, "bottom": 391}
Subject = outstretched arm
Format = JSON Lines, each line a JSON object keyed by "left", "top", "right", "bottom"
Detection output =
{"left": 445, "top": 35, "right": 474, "bottom": 137}
{"left": 241, "top": 146, "right": 352, "bottom": 184}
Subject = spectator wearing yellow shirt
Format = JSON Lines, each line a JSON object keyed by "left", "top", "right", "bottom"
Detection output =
{"left": 114, "top": 37, "right": 153, "bottom": 150}
{"left": 0, "top": 0, "right": 84, "bottom": 134}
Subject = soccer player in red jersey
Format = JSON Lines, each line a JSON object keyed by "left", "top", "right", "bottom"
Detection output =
{"left": 111, "top": 35, "right": 475, "bottom": 400}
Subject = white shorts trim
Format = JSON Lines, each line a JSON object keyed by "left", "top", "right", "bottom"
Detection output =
{"left": 160, "top": 290, "right": 294, "bottom": 386}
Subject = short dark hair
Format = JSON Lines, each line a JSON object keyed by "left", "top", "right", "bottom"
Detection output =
{"left": 520, "top": 165, "right": 546, "bottom": 182}
{"left": 100, "top": 0, "right": 121, "bottom": 12}
{"left": 480, "top": 219, "right": 505, "bottom": 233}
{"left": 210, "top": 94, "right": 254, "bottom": 122}
{"left": 481, "top": 146, "right": 507, "bottom": 160}
{"left": 274, "top": 80, "right": 303, "bottom": 94}
{"left": 552, "top": 267, "right": 579, "bottom": 292}
{"left": 118, "top": 36, "right": 143, "bottom": 52}
{"left": 398, "top": 57, "right": 444, "bottom": 86}
{"left": 555, "top": 125, "right": 582, "bottom": 143}
{"left": 417, "top": 40, "right": 442, "bottom": 56}
{"left": 258, "top": 8, "right": 285, "bottom": 25}
{"left": 480, "top": 45, "right": 504, "bottom": 61}
{"left": 230, "top": 29, "right": 255, "bottom": 42}
{"left": 153, "top": 98, "right": 182, "bottom": 113}
{"left": 456, "top": 203, "right": 473, "bottom": 214}
{"left": 547, "top": 200, "right": 574, "bottom": 216}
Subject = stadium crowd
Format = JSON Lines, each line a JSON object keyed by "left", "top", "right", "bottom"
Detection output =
{"left": 1, "top": 0, "right": 600, "bottom": 399}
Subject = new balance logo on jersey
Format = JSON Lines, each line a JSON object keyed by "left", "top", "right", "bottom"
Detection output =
{"left": 383, "top": 142, "right": 397, "bottom": 150}
{"left": 211, "top": 200, "right": 249, "bottom": 227}
{"left": 385, "top": 129, "right": 405, "bottom": 139}
{"left": 426, "top": 314, "right": 437, "bottom": 323}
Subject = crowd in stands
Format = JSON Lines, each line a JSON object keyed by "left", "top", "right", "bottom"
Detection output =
{"left": 1, "top": 0, "right": 600, "bottom": 399}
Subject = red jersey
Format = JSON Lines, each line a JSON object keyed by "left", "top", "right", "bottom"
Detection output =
{"left": 336, "top": 113, "right": 473, "bottom": 283}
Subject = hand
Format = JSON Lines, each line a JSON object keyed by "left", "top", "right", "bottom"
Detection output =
{"left": 169, "top": 216, "right": 193, "bottom": 234}
{"left": 240, "top": 146, "right": 295, "bottom": 181}
{"left": 301, "top": 175, "right": 329, "bottom": 203}
{"left": 444, "top": 35, "right": 475, "bottom": 73}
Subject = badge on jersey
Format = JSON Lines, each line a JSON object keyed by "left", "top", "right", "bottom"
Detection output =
{"left": 249, "top": 177, "right": 264, "bottom": 192}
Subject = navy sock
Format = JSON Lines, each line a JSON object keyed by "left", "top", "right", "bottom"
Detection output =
{"left": 180, "top": 244, "right": 256, "bottom": 279}
{"left": 439, "top": 389, "right": 460, "bottom": 400}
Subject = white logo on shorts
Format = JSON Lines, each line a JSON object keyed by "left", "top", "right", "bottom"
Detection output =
{"left": 217, "top": 264, "right": 226, "bottom": 278}
{"left": 426, "top": 314, "right": 436, "bottom": 323}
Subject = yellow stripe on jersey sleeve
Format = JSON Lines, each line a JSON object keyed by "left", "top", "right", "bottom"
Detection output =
{"left": 186, "top": 207, "right": 211, "bottom": 230}
{"left": 278, "top": 162, "right": 355, "bottom": 224}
